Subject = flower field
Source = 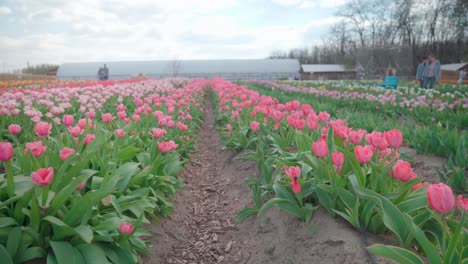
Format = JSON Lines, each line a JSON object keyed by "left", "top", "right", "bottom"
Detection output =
{"left": 0, "top": 77, "right": 467, "bottom": 263}
{"left": 212, "top": 78, "right": 467, "bottom": 263}
{"left": 0, "top": 78, "right": 207, "bottom": 263}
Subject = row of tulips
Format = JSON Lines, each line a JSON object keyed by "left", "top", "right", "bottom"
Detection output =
{"left": 210, "top": 78, "right": 467, "bottom": 264}
{"left": 251, "top": 80, "right": 468, "bottom": 112}
{"left": 0, "top": 78, "right": 208, "bottom": 263}
{"left": 243, "top": 81, "right": 467, "bottom": 190}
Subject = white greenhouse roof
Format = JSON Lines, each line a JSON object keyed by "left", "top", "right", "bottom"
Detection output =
{"left": 56, "top": 59, "right": 301, "bottom": 79}
{"left": 301, "top": 64, "right": 356, "bottom": 73}
{"left": 441, "top": 63, "right": 467, "bottom": 71}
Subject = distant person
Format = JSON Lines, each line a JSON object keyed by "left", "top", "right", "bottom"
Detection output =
{"left": 458, "top": 67, "right": 467, "bottom": 84}
{"left": 422, "top": 54, "right": 441, "bottom": 89}
{"left": 416, "top": 57, "right": 428, "bottom": 88}
{"left": 103, "top": 64, "right": 109, "bottom": 80}
{"left": 97, "top": 67, "right": 105, "bottom": 80}
{"left": 379, "top": 68, "right": 398, "bottom": 89}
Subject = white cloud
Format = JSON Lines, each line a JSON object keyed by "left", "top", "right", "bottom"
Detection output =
{"left": 271, "top": 0, "right": 303, "bottom": 5}
{"left": 0, "top": 6, "right": 12, "bottom": 14}
{"left": 300, "top": 0, "right": 350, "bottom": 8}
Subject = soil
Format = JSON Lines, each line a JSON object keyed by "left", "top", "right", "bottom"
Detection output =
{"left": 142, "top": 101, "right": 398, "bottom": 264}
{"left": 399, "top": 146, "right": 446, "bottom": 183}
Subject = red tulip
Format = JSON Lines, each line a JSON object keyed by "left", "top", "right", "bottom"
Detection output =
{"left": 8, "top": 124, "right": 21, "bottom": 135}
{"left": 0, "top": 142, "right": 14, "bottom": 161}
{"left": 34, "top": 122, "right": 52, "bottom": 138}
{"left": 456, "top": 195, "right": 468, "bottom": 213}
{"left": 31, "top": 167, "right": 54, "bottom": 187}
{"left": 354, "top": 145, "right": 374, "bottom": 163}
{"left": 60, "top": 148, "right": 75, "bottom": 160}
{"left": 24, "top": 141, "right": 47, "bottom": 158}
{"left": 391, "top": 160, "right": 417, "bottom": 182}
{"left": 384, "top": 129, "right": 403, "bottom": 148}
{"left": 427, "top": 183, "right": 455, "bottom": 214}
{"left": 250, "top": 121, "right": 260, "bottom": 132}
{"left": 119, "top": 222, "right": 134, "bottom": 235}
{"left": 312, "top": 139, "right": 328, "bottom": 158}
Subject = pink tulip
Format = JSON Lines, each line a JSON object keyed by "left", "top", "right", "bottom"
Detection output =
{"left": 285, "top": 166, "right": 301, "bottom": 181}
{"left": 349, "top": 129, "right": 366, "bottom": 144}
{"left": 68, "top": 126, "right": 82, "bottom": 138}
{"left": 117, "top": 111, "right": 127, "bottom": 119}
{"left": 119, "top": 222, "right": 134, "bottom": 235}
{"left": 101, "top": 113, "right": 114, "bottom": 124}
{"left": 412, "top": 182, "right": 427, "bottom": 191}
{"left": 62, "top": 115, "right": 74, "bottom": 127}
{"left": 427, "top": 183, "right": 455, "bottom": 214}
{"left": 291, "top": 181, "right": 301, "bottom": 194}
{"left": 115, "top": 129, "right": 125, "bottom": 138}
{"left": 456, "top": 195, "right": 468, "bottom": 213}
{"left": 31, "top": 167, "right": 54, "bottom": 187}
{"left": 84, "top": 134, "right": 96, "bottom": 146}
{"left": 384, "top": 129, "right": 403, "bottom": 148}
{"left": 295, "top": 119, "right": 305, "bottom": 130}
{"left": 158, "top": 140, "right": 178, "bottom": 152}
{"left": 176, "top": 122, "right": 188, "bottom": 131}
{"left": 226, "top": 124, "right": 233, "bottom": 131}
{"left": 34, "top": 122, "right": 52, "bottom": 138}
{"left": 78, "top": 118, "right": 92, "bottom": 129}
{"left": 250, "top": 121, "right": 260, "bottom": 132}
{"left": 391, "top": 160, "right": 417, "bottom": 182}
{"left": 318, "top": 111, "right": 330, "bottom": 122}
{"left": 331, "top": 152, "right": 345, "bottom": 167}
{"left": 0, "top": 142, "right": 14, "bottom": 161}
{"left": 354, "top": 145, "right": 374, "bottom": 163}
{"left": 151, "top": 128, "right": 166, "bottom": 138}
{"left": 87, "top": 110, "right": 96, "bottom": 119}
{"left": 132, "top": 114, "right": 141, "bottom": 122}
{"left": 60, "top": 148, "right": 75, "bottom": 161}
{"left": 366, "top": 131, "right": 388, "bottom": 150}
{"left": 76, "top": 180, "right": 87, "bottom": 190}
{"left": 24, "top": 141, "right": 47, "bottom": 158}
{"left": 312, "top": 140, "right": 328, "bottom": 158}
{"left": 8, "top": 124, "right": 21, "bottom": 135}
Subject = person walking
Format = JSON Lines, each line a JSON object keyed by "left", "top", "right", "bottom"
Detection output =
{"left": 458, "top": 67, "right": 467, "bottom": 84}
{"left": 97, "top": 67, "right": 104, "bottom": 80}
{"left": 103, "top": 64, "right": 109, "bottom": 80}
{"left": 416, "top": 57, "right": 428, "bottom": 88}
{"left": 422, "top": 54, "right": 441, "bottom": 89}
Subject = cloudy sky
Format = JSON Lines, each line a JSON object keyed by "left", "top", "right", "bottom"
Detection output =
{"left": 0, "top": 0, "right": 349, "bottom": 71}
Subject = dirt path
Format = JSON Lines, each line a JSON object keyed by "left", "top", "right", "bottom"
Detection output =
{"left": 143, "top": 101, "right": 396, "bottom": 264}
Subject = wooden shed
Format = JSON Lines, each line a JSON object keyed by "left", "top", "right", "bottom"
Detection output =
{"left": 441, "top": 63, "right": 468, "bottom": 81}
{"left": 301, "top": 64, "right": 357, "bottom": 80}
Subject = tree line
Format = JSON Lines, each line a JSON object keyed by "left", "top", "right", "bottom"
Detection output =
{"left": 270, "top": 0, "right": 467, "bottom": 68}
{"left": 21, "top": 64, "right": 59, "bottom": 75}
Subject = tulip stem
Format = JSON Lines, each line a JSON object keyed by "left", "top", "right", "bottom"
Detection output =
{"left": 42, "top": 186, "right": 49, "bottom": 206}
{"left": 5, "top": 160, "right": 14, "bottom": 197}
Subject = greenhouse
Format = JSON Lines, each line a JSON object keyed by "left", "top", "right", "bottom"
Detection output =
{"left": 56, "top": 59, "right": 301, "bottom": 81}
